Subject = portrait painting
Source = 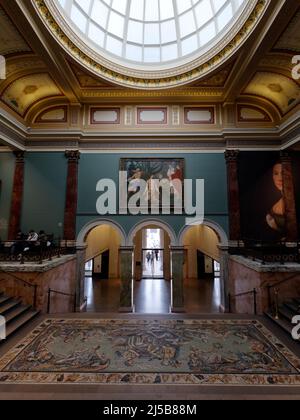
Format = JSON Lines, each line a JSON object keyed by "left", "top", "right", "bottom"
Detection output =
{"left": 120, "top": 158, "right": 184, "bottom": 211}
{"left": 238, "top": 152, "right": 286, "bottom": 241}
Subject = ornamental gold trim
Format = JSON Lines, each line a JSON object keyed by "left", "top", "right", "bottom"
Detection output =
{"left": 33, "top": 0, "right": 269, "bottom": 90}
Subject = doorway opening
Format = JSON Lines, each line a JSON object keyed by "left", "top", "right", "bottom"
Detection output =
{"left": 83, "top": 224, "right": 122, "bottom": 312}
{"left": 142, "top": 228, "right": 164, "bottom": 279}
{"left": 133, "top": 225, "right": 171, "bottom": 313}
{"left": 182, "top": 224, "right": 223, "bottom": 313}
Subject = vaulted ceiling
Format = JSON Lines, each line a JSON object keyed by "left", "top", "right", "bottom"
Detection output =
{"left": 0, "top": 0, "right": 299, "bottom": 151}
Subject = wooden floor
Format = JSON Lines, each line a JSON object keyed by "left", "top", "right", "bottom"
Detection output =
{"left": 85, "top": 276, "right": 222, "bottom": 313}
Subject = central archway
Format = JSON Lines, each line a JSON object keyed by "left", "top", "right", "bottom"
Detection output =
{"left": 130, "top": 220, "right": 176, "bottom": 314}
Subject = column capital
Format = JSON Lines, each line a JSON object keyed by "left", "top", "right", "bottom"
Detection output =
{"left": 225, "top": 149, "right": 239, "bottom": 163}
{"left": 13, "top": 151, "right": 25, "bottom": 163}
{"left": 119, "top": 246, "right": 134, "bottom": 253}
{"left": 170, "top": 246, "right": 185, "bottom": 252}
{"left": 280, "top": 151, "right": 292, "bottom": 163}
{"left": 65, "top": 150, "right": 80, "bottom": 163}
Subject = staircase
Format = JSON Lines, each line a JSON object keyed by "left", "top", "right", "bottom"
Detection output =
{"left": 0, "top": 291, "right": 40, "bottom": 340}
{"left": 266, "top": 297, "right": 300, "bottom": 336}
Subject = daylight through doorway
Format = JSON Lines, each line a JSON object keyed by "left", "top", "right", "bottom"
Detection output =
{"left": 142, "top": 229, "right": 164, "bottom": 279}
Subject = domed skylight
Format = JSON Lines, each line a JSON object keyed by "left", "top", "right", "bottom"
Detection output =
{"left": 56, "top": 0, "right": 248, "bottom": 67}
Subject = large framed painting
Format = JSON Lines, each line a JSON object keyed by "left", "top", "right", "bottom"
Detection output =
{"left": 120, "top": 158, "right": 185, "bottom": 212}
{"left": 238, "top": 152, "right": 286, "bottom": 241}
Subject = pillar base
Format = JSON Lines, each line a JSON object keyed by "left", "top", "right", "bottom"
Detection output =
{"left": 119, "top": 306, "right": 134, "bottom": 313}
{"left": 171, "top": 306, "right": 186, "bottom": 313}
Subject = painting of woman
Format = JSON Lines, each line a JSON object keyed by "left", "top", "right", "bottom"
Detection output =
{"left": 266, "top": 163, "right": 286, "bottom": 238}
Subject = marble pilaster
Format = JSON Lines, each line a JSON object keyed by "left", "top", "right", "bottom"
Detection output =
{"left": 8, "top": 152, "right": 25, "bottom": 240}
{"left": 119, "top": 246, "right": 134, "bottom": 312}
{"left": 225, "top": 150, "right": 241, "bottom": 242}
{"left": 171, "top": 247, "right": 185, "bottom": 312}
{"left": 75, "top": 244, "right": 87, "bottom": 311}
{"left": 219, "top": 245, "right": 230, "bottom": 312}
{"left": 64, "top": 151, "right": 80, "bottom": 241}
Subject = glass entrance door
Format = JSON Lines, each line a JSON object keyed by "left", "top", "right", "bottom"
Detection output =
{"left": 142, "top": 228, "right": 164, "bottom": 279}
{"left": 142, "top": 248, "right": 164, "bottom": 279}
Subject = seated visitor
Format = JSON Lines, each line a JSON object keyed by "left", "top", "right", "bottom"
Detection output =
{"left": 10, "top": 230, "right": 26, "bottom": 255}
{"left": 38, "top": 231, "right": 52, "bottom": 248}
{"left": 23, "top": 230, "right": 39, "bottom": 252}
{"left": 38, "top": 230, "right": 47, "bottom": 246}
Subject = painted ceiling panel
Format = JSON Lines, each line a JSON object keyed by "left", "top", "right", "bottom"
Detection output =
{"left": 2, "top": 73, "right": 62, "bottom": 116}
{"left": 244, "top": 72, "right": 300, "bottom": 114}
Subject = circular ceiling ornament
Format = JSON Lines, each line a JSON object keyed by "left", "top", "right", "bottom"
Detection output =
{"left": 33, "top": 0, "right": 269, "bottom": 89}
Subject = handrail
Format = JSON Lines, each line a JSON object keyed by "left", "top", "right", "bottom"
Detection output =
{"left": 0, "top": 243, "right": 67, "bottom": 265}
{"left": 228, "top": 288, "right": 257, "bottom": 315}
{"left": 0, "top": 269, "right": 38, "bottom": 309}
{"left": 47, "top": 288, "right": 76, "bottom": 314}
{"left": 267, "top": 273, "right": 300, "bottom": 317}
{"left": 267, "top": 273, "right": 299, "bottom": 291}
{"left": 229, "top": 273, "right": 299, "bottom": 317}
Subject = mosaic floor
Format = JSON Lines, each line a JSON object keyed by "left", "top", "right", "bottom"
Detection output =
{"left": 0, "top": 319, "right": 299, "bottom": 386}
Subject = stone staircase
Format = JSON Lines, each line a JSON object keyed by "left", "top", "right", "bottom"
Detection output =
{"left": 266, "top": 297, "right": 300, "bottom": 336}
{"left": 0, "top": 291, "right": 40, "bottom": 340}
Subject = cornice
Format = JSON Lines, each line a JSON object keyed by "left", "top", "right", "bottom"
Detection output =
{"left": 32, "top": 0, "right": 270, "bottom": 90}
{"left": 1, "top": 104, "right": 299, "bottom": 151}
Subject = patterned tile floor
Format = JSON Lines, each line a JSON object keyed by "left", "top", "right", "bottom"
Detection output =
{"left": 0, "top": 318, "right": 299, "bottom": 386}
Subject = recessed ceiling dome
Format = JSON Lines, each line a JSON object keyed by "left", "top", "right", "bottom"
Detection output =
{"left": 57, "top": 0, "right": 248, "bottom": 68}
{"left": 35, "top": 0, "right": 268, "bottom": 88}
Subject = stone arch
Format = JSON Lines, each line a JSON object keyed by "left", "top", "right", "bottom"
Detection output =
{"left": 77, "top": 218, "right": 127, "bottom": 246}
{"left": 127, "top": 219, "right": 178, "bottom": 247}
{"left": 178, "top": 219, "right": 228, "bottom": 247}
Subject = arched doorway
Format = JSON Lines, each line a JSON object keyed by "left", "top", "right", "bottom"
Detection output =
{"left": 81, "top": 222, "right": 124, "bottom": 312}
{"left": 130, "top": 221, "right": 175, "bottom": 314}
{"left": 179, "top": 222, "right": 228, "bottom": 313}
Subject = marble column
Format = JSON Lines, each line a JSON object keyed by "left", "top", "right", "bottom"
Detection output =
{"left": 75, "top": 244, "right": 87, "bottom": 311}
{"left": 119, "top": 246, "right": 134, "bottom": 312}
{"left": 219, "top": 245, "right": 230, "bottom": 313}
{"left": 8, "top": 151, "right": 25, "bottom": 240}
{"left": 171, "top": 247, "right": 185, "bottom": 312}
{"left": 64, "top": 151, "right": 80, "bottom": 242}
{"left": 280, "top": 151, "right": 298, "bottom": 242}
{"left": 225, "top": 150, "right": 241, "bottom": 242}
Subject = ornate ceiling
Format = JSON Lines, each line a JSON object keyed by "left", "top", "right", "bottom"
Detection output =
{"left": 0, "top": 0, "right": 299, "bottom": 151}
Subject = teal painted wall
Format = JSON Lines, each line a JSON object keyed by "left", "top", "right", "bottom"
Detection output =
{"left": 22, "top": 153, "right": 67, "bottom": 238}
{"left": 77, "top": 153, "right": 228, "bottom": 239}
{"left": 0, "top": 152, "right": 228, "bottom": 242}
{"left": 0, "top": 153, "right": 15, "bottom": 240}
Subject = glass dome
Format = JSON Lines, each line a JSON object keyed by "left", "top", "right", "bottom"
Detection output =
{"left": 56, "top": 0, "right": 248, "bottom": 68}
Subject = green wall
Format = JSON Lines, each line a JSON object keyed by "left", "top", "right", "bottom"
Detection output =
{"left": 77, "top": 153, "right": 229, "bottom": 238}
{"left": 22, "top": 153, "right": 67, "bottom": 238}
{"left": 0, "top": 153, "right": 15, "bottom": 240}
{"left": 0, "top": 151, "right": 229, "bottom": 241}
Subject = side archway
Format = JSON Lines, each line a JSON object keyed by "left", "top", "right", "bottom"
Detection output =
{"left": 178, "top": 219, "right": 228, "bottom": 247}
{"left": 77, "top": 218, "right": 127, "bottom": 246}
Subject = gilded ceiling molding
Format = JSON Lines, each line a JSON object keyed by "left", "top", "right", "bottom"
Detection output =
{"left": 81, "top": 89, "right": 224, "bottom": 99}
{"left": 32, "top": 0, "right": 269, "bottom": 90}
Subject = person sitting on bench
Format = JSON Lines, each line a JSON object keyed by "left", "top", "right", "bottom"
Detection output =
{"left": 23, "top": 230, "right": 39, "bottom": 252}
{"left": 10, "top": 231, "right": 26, "bottom": 255}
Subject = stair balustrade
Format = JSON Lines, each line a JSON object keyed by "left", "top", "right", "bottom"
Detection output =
{"left": 47, "top": 288, "right": 77, "bottom": 314}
